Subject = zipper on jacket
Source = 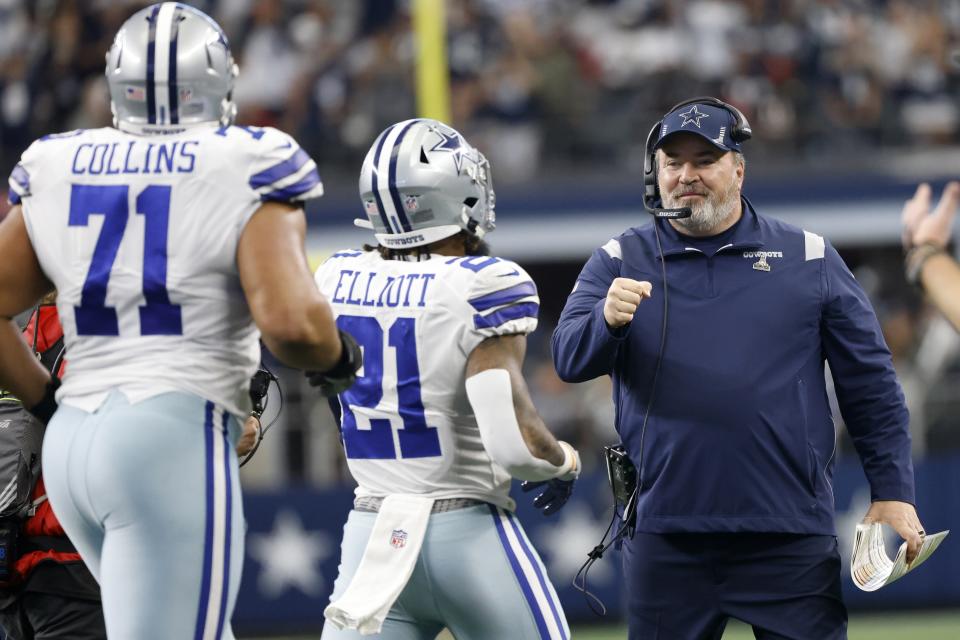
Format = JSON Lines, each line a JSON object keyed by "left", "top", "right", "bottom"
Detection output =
{"left": 706, "top": 257, "right": 715, "bottom": 296}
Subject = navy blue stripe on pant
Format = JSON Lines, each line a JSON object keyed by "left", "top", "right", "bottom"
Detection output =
{"left": 488, "top": 505, "right": 569, "bottom": 640}
{"left": 212, "top": 408, "right": 233, "bottom": 638}
{"left": 192, "top": 402, "right": 234, "bottom": 640}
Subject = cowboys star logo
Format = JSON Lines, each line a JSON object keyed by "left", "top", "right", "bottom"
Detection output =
{"left": 429, "top": 127, "right": 470, "bottom": 174}
{"left": 679, "top": 105, "right": 710, "bottom": 128}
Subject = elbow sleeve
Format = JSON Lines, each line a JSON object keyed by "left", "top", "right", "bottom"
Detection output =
{"left": 465, "top": 369, "right": 576, "bottom": 481}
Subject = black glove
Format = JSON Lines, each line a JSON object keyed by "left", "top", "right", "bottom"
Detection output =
{"left": 305, "top": 329, "right": 362, "bottom": 397}
{"left": 521, "top": 477, "right": 576, "bottom": 516}
{"left": 27, "top": 378, "right": 60, "bottom": 425}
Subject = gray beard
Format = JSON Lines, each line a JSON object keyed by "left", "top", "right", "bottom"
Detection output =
{"left": 665, "top": 182, "right": 741, "bottom": 236}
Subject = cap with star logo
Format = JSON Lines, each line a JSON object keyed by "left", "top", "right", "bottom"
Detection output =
{"left": 653, "top": 102, "right": 744, "bottom": 153}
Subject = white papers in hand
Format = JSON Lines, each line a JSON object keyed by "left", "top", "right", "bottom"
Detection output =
{"left": 851, "top": 522, "right": 948, "bottom": 592}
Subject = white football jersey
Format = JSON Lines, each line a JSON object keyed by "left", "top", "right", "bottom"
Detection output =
{"left": 8, "top": 124, "right": 324, "bottom": 417}
{"left": 314, "top": 250, "right": 540, "bottom": 510}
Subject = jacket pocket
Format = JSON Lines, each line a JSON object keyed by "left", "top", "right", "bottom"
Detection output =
{"left": 798, "top": 378, "right": 819, "bottom": 497}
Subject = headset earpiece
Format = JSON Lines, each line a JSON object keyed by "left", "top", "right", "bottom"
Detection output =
{"left": 725, "top": 102, "right": 752, "bottom": 142}
{"left": 643, "top": 121, "right": 661, "bottom": 205}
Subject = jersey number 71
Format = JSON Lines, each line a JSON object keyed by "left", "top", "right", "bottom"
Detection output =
{"left": 69, "top": 183, "right": 182, "bottom": 336}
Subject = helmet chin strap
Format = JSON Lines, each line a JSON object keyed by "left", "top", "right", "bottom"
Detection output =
{"left": 219, "top": 98, "right": 237, "bottom": 126}
{"left": 461, "top": 210, "right": 486, "bottom": 241}
{"left": 465, "top": 216, "right": 481, "bottom": 238}
{"left": 460, "top": 207, "right": 495, "bottom": 240}
{"left": 219, "top": 64, "right": 239, "bottom": 126}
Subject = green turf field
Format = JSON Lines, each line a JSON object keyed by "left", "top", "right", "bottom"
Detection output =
{"left": 251, "top": 610, "right": 960, "bottom": 639}
{"left": 568, "top": 610, "right": 960, "bottom": 639}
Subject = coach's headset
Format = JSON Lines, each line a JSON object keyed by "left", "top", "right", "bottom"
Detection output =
{"left": 642, "top": 96, "right": 752, "bottom": 218}
{"left": 577, "top": 98, "right": 754, "bottom": 615}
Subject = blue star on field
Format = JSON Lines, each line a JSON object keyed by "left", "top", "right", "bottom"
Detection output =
{"left": 429, "top": 128, "right": 467, "bottom": 173}
{"left": 247, "top": 509, "right": 333, "bottom": 598}
{"left": 679, "top": 105, "right": 710, "bottom": 128}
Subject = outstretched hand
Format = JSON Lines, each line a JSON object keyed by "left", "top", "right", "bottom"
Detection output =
{"left": 902, "top": 182, "right": 960, "bottom": 251}
{"left": 862, "top": 500, "right": 926, "bottom": 564}
{"left": 521, "top": 477, "right": 576, "bottom": 516}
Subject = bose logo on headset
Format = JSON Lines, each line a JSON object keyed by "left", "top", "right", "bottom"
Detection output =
{"left": 642, "top": 96, "right": 752, "bottom": 219}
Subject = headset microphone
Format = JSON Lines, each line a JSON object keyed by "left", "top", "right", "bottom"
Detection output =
{"left": 642, "top": 121, "right": 693, "bottom": 219}
{"left": 645, "top": 203, "right": 691, "bottom": 219}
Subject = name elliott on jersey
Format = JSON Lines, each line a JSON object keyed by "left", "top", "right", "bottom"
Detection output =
{"left": 331, "top": 269, "right": 436, "bottom": 309}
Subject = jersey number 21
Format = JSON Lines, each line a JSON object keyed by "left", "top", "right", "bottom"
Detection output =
{"left": 336, "top": 315, "right": 442, "bottom": 460}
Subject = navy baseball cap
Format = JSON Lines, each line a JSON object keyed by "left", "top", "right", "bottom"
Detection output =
{"left": 653, "top": 102, "right": 744, "bottom": 153}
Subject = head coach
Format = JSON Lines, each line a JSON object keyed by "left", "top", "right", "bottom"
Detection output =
{"left": 551, "top": 97, "right": 925, "bottom": 639}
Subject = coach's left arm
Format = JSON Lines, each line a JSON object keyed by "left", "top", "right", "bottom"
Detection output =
{"left": 819, "top": 241, "right": 925, "bottom": 561}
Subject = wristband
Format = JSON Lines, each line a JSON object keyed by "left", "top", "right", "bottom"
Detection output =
{"left": 905, "top": 244, "right": 945, "bottom": 288}
{"left": 323, "top": 329, "right": 362, "bottom": 380}
{"left": 557, "top": 441, "right": 581, "bottom": 481}
{"left": 27, "top": 378, "right": 61, "bottom": 425}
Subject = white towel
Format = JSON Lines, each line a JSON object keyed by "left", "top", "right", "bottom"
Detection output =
{"left": 324, "top": 495, "right": 435, "bottom": 634}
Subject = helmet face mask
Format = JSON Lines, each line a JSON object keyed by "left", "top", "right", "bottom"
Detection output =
{"left": 358, "top": 119, "right": 496, "bottom": 250}
{"left": 106, "top": 2, "right": 238, "bottom": 133}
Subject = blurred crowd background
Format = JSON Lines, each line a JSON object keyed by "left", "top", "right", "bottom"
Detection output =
{"left": 4, "top": 0, "right": 960, "bottom": 180}
{"left": 2, "top": 0, "right": 960, "bottom": 488}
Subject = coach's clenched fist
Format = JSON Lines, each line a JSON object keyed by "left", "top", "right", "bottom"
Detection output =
{"left": 603, "top": 278, "right": 652, "bottom": 328}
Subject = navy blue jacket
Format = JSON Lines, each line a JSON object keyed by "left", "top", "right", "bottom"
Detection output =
{"left": 552, "top": 199, "right": 914, "bottom": 535}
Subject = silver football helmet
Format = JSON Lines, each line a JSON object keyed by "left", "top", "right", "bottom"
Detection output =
{"left": 357, "top": 119, "right": 496, "bottom": 249}
{"left": 105, "top": 3, "right": 238, "bottom": 132}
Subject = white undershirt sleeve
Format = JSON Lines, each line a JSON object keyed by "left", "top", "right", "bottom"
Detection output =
{"left": 465, "top": 368, "right": 577, "bottom": 481}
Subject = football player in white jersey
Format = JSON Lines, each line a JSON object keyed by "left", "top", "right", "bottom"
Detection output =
{"left": 0, "top": 4, "right": 359, "bottom": 639}
{"left": 314, "top": 119, "right": 577, "bottom": 640}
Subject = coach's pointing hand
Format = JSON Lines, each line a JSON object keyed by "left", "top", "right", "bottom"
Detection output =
{"left": 604, "top": 278, "right": 652, "bottom": 328}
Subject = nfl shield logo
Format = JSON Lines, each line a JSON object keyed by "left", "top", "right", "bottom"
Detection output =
{"left": 403, "top": 195, "right": 419, "bottom": 211}
{"left": 364, "top": 199, "right": 378, "bottom": 214}
{"left": 390, "top": 529, "right": 408, "bottom": 549}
